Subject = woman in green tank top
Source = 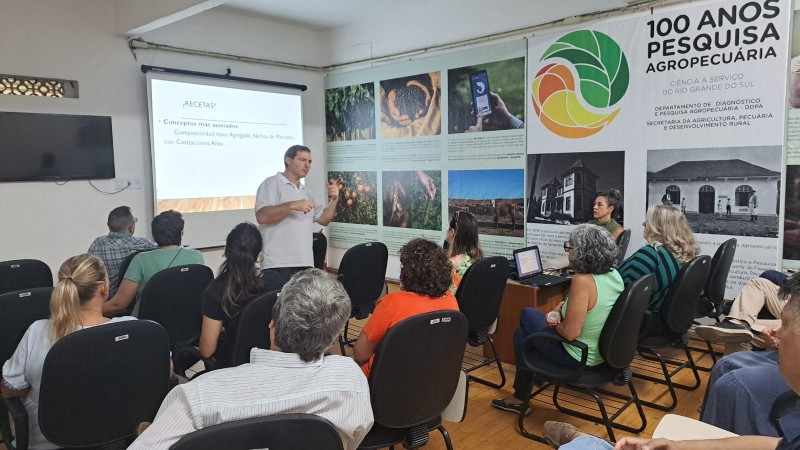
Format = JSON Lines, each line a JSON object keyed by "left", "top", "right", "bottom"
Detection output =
{"left": 492, "top": 224, "right": 623, "bottom": 414}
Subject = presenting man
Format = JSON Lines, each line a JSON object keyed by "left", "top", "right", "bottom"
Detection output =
{"left": 255, "top": 145, "right": 338, "bottom": 282}
{"left": 88, "top": 206, "right": 155, "bottom": 297}
{"left": 128, "top": 269, "right": 373, "bottom": 450}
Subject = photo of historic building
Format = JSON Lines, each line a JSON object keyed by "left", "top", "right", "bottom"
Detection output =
{"left": 647, "top": 146, "right": 781, "bottom": 238}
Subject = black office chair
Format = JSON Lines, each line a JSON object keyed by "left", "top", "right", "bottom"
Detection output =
{"left": 138, "top": 264, "right": 214, "bottom": 375}
{"left": 201, "top": 289, "right": 281, "bottom": 373}
{"left": 454, "top": 256, "right": 509, "bottom": 388}
{"left": 0, "top": 287, "right": 52, "bottom": 366}
{"left": 337, "top": 242, "right": 388, "bottom": 355}
{"left": 634, "top": 255, "right": 711, "bottom": 411}
{"left": 0, "top": 259, "right": 52, "bottom": 295}
{"left": 313, "top": 232, "right": 328, "bottom": 270}
{"left": 170, "top": 413, "right": 344, "bottom": 450}
{"left": 358, "top": 311, "right": 468, "bottom": 450}
{"left": 615, "top": 229, "right": 632, "bottom": 267}
{"left": 517, "top": 274, "right": 654, "bottom": 443}
{"left": 0, "top": 320, "right": 171, "bottom": 450}
{"left": 690, "top": 238, "right": 737, "bottom": 367}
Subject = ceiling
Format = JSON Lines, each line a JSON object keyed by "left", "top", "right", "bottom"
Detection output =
{"left": 222, "top": 0, "right": 644, "bottom": 32}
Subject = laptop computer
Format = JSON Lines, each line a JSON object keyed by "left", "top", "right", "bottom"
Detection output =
{"left": 512, "top": 245, "right": 571, "bottom": 287}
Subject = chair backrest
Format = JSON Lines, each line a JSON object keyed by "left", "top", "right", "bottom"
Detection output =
{"left": 0, "top": 259, "right": 52, "bottom": 295}
{"left": 38, "top": 320, "right": 171, "bottom": 447}
{"left": 0, "top": 287, "right": 53, "bottom": 363}
{"left": 368, "top": 310, "right": 468, "bottom": 428}
{"left": 615, "top": 230, "right": 632, "bottom": 266}
{"left": 138, "top": 264, "right": 214, "bottom": 347}
{"left": 599, "top": 274, "right": 654, "bottom": 369}
{"left": 169, "top": 413, "right": 344, "bottom": 450}
{"left": 454, "top": 256, "right": 509, "bottom": 332}
{"left": 313, "top": 232, "right": 327, "bottom": 270}
{"left": 337, "top": 242, "right": 388, "bottom": 310}
{"left": 229, "top": 289, "right": 280, "bottom": 367}
{"left": 661, "top": 255, "right": 712, "bottom": 333}
{"left": 704, "top": 238, "right": 737, "bottom": 307}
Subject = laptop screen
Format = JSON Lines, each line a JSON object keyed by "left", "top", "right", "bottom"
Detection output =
{"left": 513, "top": 246, "right": 543, "bottom": 279}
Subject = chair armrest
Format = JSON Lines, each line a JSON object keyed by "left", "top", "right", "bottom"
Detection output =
{"left": 521, "top": 332, "right": 588, "bottom": 381}
{"left": 1, "top": 397, "right": 29, "bottom": 450}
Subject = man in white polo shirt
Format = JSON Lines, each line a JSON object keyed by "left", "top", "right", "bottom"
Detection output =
{"left": 255, "top": 145, "right": 339, "bottom": 282}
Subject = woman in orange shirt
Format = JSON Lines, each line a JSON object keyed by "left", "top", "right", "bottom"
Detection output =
{"left": 353, "top": 238, "right": 459, "bottom": 377}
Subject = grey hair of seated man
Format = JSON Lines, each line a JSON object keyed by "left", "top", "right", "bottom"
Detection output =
{"left": 272, "top": 268, "right": 352, "bottom": 362}
{"left": 567, "top": 224, "right": 618, "bottom": 275}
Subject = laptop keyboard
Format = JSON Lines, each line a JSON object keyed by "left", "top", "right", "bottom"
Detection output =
{"left": 519, "top": 274, "right": 568, "bottom": 286}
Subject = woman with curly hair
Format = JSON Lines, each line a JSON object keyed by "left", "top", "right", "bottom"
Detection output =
{"left": 618, "top": 204, "right": 700, "bottom": 313}
{"left": 587, "top": 189, "right": 624, "bottom": 240}
{"left": 446, "top": 211, "right": 483, "bottom": 293}
{"left": 492, "top": 224, "right": 623, "bottom": 413}
{"left": 353, "top": 238, "right": 459, "bottom": 378}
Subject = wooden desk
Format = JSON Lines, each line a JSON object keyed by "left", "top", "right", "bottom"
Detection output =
{"left": 484, "top": 281, "right": 569, "bottom": 365}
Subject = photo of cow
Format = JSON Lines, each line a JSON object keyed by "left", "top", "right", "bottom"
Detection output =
{"left": 448, "top": 169, "right": 524, "bottom": 237}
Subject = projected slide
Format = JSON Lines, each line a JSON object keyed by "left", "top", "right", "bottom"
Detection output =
{"left": 149, "top": 78, "right": 303, "bottom": 214}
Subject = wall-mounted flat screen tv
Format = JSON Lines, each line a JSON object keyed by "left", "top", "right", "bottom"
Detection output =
{"left": 0, "top": 112, "right": 115, "bottom": 182}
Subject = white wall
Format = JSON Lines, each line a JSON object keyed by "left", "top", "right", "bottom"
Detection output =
{"left": 0, "top": 0, "right": 325, "bottom": 277}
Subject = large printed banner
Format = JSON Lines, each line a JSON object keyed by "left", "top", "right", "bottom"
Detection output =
{"left": 782, "top": 8, "right": 800, "bottom": 269}
{"left": 325, "top": 42, "right": 527, "bottom": 261}
{"left": 526, "top": 0, "right": 791, "bottom": 297}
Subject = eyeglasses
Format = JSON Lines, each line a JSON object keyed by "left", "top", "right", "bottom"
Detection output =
{"left": 134, "top": 217, "right": 139, "bottom": 223}
{"left": 563, "top": 241, "right": 573, "bottom": 252}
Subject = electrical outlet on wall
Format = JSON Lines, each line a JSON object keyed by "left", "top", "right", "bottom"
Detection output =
{"left": 133, "top": 178, "right": 143, "bottom": 190}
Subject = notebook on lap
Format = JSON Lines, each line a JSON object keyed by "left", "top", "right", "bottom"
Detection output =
{"left": 512, "top": 245, "right": 571, "bottom": 287}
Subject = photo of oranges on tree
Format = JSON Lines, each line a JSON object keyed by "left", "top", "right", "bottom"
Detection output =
{"left": 328, "top": 171, "right": 378, "bottom": 225}
{"left": 325, "top": 83, "right": 376, "bottom": 142}
{"left": 382, "top": 171, "right": 442, "bottom": 230}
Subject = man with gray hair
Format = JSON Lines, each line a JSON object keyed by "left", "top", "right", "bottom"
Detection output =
{"left": 87, "top": 206, "right": 155, "bottom": 297}
{"left": 130, "top": 269, "right": 373, "bottom": 450}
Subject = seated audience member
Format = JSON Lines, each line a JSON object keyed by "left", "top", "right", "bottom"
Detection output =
{"left": 587, "top": 189, "right": 624, "bottom": 240}
{"left": 1, "top": 254, "right": 136, "bottom": 450}
{"left": 102, "top": 210, "right": 204, "bottom": 317}
{"left": 492, "top": 224, "right": 623, "bottom": 413}
{"left": 353, "top": 238, "right": 459, "bottom": 378}
{"left": 130, "top": 269, "right": 373, "bottom": 450}
{"left": 618, "top": 204, "right": 699, "bottom": 313}
{"left": 88, "top": 206, "right": 155, "bottom": 297}
{"left": 542, "top": 274, "right": 800, "bottom": 449}
{"left": 199, "top": 222, "right": 283, "bottom": 366}
{"left": 696, "top": 270, "right": 788, "bottom": 344}
{"left": 446, "top": 211, "right": 483, "bottom": 293}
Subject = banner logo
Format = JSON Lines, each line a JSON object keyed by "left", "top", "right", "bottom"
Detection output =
{"left": 532, "top": 30, "right": 629, "bottom": 138}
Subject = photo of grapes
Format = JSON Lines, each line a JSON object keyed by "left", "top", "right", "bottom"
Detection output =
{"left": 328, "top": 171, "right": 378, "bottom": 225}
{"left": 325, "top": 83, "right": 376, "bottom": 142}
{"left": 379, "top": 72, "right": 441, "bottom": 138}
{"left": 382, "top": 170, "right": 442, "bottom": 230}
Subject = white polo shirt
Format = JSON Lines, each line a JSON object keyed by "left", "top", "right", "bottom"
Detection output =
{"left": 255, "top": 172, "right": 323, "bottom": 269}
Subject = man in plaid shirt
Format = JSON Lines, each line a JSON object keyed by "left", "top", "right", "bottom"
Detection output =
{"left": 88, "top": 206, "right": 155, "bottom": 297}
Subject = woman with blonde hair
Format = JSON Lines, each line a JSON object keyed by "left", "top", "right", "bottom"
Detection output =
{"left": 618, "top": 204, "right": 700, "bottom": 312}
{"left": 446, "top": 211, "right": 484, "bottom": 292}
{"left": 1, "top": 254, "right": 135, "bottom": 449}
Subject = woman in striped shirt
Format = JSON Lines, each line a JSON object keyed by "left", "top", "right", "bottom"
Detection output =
{"left": 618, "top": 205, "right": 700, "bottom": 312}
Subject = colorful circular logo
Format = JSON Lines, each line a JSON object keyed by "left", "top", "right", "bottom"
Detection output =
{"left": 532, "top": 30, "right": 629, "bottom": 139}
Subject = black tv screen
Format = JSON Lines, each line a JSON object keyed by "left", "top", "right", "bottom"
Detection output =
{"left": 0, "top": 112, "right": 115, "bottom": 181}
